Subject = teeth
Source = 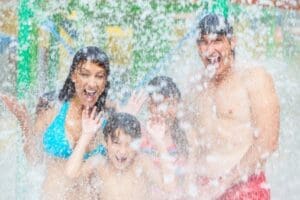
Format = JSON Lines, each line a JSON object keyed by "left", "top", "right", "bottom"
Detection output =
{"left": 208, "top": 57, "right": 219, "bottom": 64}
{"left": 84, "top": 90, "right": 96, "bottom": 96}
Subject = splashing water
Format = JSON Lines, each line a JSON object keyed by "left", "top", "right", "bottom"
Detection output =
{"left": 0, "top": 1, "right": 299, "bottom": 200}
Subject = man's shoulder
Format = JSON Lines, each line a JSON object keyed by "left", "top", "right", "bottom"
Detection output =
{"left": 238, "top": 67, "right": 273, "bottom": 87}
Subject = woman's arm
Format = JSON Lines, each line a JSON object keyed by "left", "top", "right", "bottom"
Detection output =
{"left": 65, "top": 107, "right": 104, "bottom": 178}
{"left": 0, "top": 94, "right": 54, "bottom": 164}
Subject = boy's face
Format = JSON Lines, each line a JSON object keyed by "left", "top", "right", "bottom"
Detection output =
{"left": 106, "top": 128, "right": 138, "bottom": 171}
{"left": 148, "top": 94, "right": 178, "bottom": 120}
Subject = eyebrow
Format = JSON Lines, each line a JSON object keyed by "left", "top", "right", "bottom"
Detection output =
{"left": 78, "top": 68, "right": 90, "bottom": 73}
{"left": 96, "top": 71, "right": 106, "bottom": 75}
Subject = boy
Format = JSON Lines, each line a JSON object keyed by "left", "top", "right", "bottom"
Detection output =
{"left": 65, "top": 108, "right": 176, "bottom": 200}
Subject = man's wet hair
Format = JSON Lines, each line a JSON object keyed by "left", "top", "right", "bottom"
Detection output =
{"left": 197, "top": 13, "right": 233, "bottom": 39}
{"left": 103, "top": 112, "right": 141, "bottom": 141}
{"left": 148, "top": 76, "right": 181, "bottom": 101}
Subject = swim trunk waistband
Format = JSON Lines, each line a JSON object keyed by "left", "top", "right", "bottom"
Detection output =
{"left": 217, "top": 172, "right": 270, "bottom": 200}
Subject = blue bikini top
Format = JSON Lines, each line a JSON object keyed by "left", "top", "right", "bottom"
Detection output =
{"left": 43, "top": 101, "right": 106, "bottom": 159}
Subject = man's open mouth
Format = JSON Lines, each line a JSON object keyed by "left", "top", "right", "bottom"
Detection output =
{"left": 207, "top": 56, "right": 221, "bottom": 65}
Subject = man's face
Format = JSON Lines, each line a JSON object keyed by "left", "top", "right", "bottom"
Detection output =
{"left": 197, "top": 34, "right": 234, "bottom": 78}
{"left": 106, "top": 129, "right": 138, "bottom": 171}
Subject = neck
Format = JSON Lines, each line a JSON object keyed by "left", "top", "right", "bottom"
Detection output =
{"left": 213, "top": 67, "right": 233, "bottom": 86}
{"left": 108, "top": 160, "right": 133, "bottom": 176}
{"left": 70, "top": 96, "right": 85, "bottom": 116}
{"left": 211, "top": 53, "right": 235, "bottom": 86}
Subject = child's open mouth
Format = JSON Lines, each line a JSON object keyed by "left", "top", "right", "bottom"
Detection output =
{"left": 116, "top": 156, "right": 127, "bottom": 163}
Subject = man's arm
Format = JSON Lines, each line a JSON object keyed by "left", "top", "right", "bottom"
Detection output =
{"left": 213, "top": 68, "right": 280, "bottom": 197}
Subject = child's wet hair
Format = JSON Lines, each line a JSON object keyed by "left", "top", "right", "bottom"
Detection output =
{"left": 148, "top": 76, "right": 181, "bottom": 100}
{"left": 148, "top": 76, "right": 188, "bottom": 157}
{"left": 197, "top": 13, "right": 233, "bottom": 38}
{"left": 103, "top": 112, "right": 141, "bottom": 141}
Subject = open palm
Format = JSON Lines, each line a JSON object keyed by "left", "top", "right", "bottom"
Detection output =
{"left": 81, "top": 107, "right": 104, "bottom": 141}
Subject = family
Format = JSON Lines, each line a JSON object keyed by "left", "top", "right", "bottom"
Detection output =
{"left": 0, "top": 13, "right": 279, "bottom": 200}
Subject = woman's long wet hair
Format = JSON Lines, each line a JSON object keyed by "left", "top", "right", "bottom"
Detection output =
{"left": 58, "top": 46, "right": 110, "bottom": 112}
{"left": 148, "top": 76, "right": 189, "bottom": 157}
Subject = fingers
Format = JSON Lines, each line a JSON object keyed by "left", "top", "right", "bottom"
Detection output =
{"left": 90, "top": 106, "right": 97, "bottom": 120}
{"left": 134, "top": 90, "right": 148, "bottom": 105}
{"left": 95, "top": 111, "right": 104, "bottom": 123}
{"left": 137, "top": 90, "right": 148, "bottom": 101}
{"left": 96, "top": 111, "right": 107, "bottom": 129}
{"left": 0, "top": 94, "right": 27, "bottom": 117}
{"left": 82, "top": 106, "right": 89, "bottom": 119}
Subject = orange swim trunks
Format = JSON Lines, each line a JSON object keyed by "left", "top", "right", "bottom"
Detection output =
{"left": 218, "top": 172, "right": 270, "bottom": 200}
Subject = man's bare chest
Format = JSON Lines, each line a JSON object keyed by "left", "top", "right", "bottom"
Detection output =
{"left": 200, "top": 82, "right": 251, "bottom": 122}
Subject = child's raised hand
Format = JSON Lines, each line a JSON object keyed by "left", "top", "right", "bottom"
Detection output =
{"left": 146, "top": 116, "right": 167, "bottom": 145}
{"left": 0, "top": 93, "right": 29, "bottom": 125}
{"left": 117, "top": 90, "right": 148, "bottom": 115}
{"left": 81, "top": 106, "right": 105, "bottom": 141}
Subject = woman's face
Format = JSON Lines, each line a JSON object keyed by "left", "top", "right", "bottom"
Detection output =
{"left": 72, "top": 61, "right": 107, "bottom": 108}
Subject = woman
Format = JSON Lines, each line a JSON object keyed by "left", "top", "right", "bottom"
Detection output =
{"left": 1, "top": 46, "right": 111, "bottom": 199}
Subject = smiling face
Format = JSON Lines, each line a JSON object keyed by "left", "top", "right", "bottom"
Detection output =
{"left": 72, "top": 61, "right": 107, "bottom": 108}
{"left": 197, "top": 33, "right": 235, "bottom": 80}
{"left": 106, "top": 128, "right": 138, "bottom": 171}
{"left": 148, "top": 94, "right": 179, "bottom": 121}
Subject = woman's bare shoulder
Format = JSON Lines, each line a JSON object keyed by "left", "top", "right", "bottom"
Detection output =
{"left": 34, "top": 91, "right": 60, "bottom": 133}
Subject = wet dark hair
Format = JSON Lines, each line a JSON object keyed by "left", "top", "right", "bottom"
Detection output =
{"left": 103, "top": 112, "right": 141, "bottom": 141}
{"left": 148, "top": 76, "right": 188, "bottom": 157}
{"left": 58, "top": 46, "right": 110, "bottom": 112}
{"left": 148, "top": 76, "right": 181, "bottom": 100}
{"left": 197, "top": 13, "right": 233, "bottom": 39}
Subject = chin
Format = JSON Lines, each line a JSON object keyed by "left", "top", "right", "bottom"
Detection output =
{"left": 114, "top": 163, "right": 129, "bottom": 171}
{"left": 81, "top": 100, "right": 97, "bottom": 108}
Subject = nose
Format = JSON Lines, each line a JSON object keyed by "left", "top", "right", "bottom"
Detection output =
{"left": 87, "top": 76, "right": 97, "bottom": 88}
{"left": 118, "top": 145, "right": 127, "bottom": 156}
{"left": 206, "top": 42, "right": 216, "bottom": 56}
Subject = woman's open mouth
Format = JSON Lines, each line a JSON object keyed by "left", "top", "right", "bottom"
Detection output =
{"left": 83, "top": 89, "right": 97, "bottom": 102}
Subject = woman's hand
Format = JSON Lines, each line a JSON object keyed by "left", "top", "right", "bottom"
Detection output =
{"left": 81, "top": 106, "right": 105, "bottom": 142}
{"left": 0, "top": 93, "right": 29, "bottom": 128}
{"left": 117, "top": 90, "right": 148, "bottom": 115}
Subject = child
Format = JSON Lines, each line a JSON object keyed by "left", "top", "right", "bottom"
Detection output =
{"left": 65, "top": 108, "right": 176, "bottom": 200}
{"left": 141, "top": 76, "right": 200, "bottom": 199}
{"left": 142, "top": 76, "right": 189, "bottom": 168}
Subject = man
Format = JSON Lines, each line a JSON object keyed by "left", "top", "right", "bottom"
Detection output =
{"left": 185, "top": 13, "right": 280, "bottom": 199}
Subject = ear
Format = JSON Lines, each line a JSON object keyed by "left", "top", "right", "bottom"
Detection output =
{"left": 71, "top": 72, "right": 77, "bottom": 83}
{"left": 230, "top": 36, "right": 237, "bottom": 50}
